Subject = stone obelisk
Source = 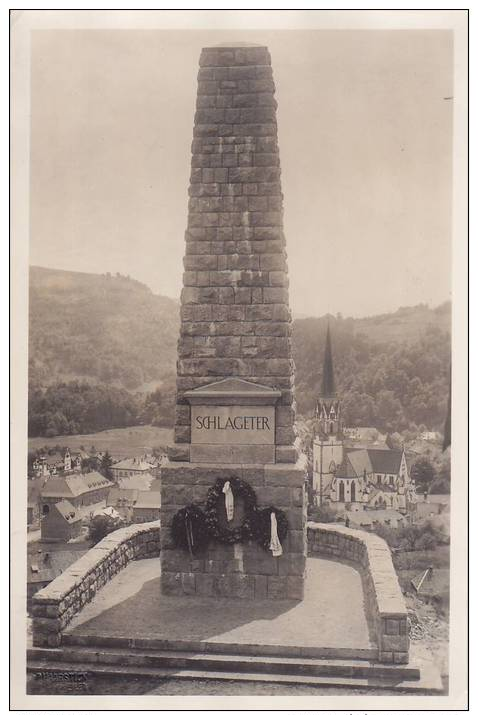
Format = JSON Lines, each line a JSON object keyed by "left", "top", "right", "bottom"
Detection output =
{"left": 161, "top": 45, "right": 307, "bottom": 600}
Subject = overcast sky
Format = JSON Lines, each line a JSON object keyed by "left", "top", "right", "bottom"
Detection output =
{"left": 30, "top": 29, "right": 453, "bottom": 318}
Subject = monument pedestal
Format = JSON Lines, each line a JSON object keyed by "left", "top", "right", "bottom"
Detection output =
{"left": 160, "top": 460, "right": 307, "bottom": 600}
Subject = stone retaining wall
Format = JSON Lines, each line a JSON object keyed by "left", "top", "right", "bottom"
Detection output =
{"left": 307, "top": 523, "right": 409, "bottom": 664}
{"left": 31, "top": 521, "right": 161, "bottom": 648}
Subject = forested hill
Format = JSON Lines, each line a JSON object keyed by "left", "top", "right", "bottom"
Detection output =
{"left": 28, "top": 266, "right": 451, "bottom": 436}
{"left": 293, "top": 303, "right": 451, "bottom": 432}
{"left": 29, "top": 266, "right": 179, "bottom": 391}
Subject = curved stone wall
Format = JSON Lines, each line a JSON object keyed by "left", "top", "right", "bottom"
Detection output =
{"left": 31, "top": 519, "right": 408, "bottom": 664}
{"left": 307, "top": 522, "right": 409, "bottom": 664}
{"left": 31, "top": 521, "right": 161, "bottom": 647}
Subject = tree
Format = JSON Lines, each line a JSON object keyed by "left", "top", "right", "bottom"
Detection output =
{"left": 100, "top": 451, "right": 113, "bottom": 479}
{"left": 308, "top": 504, "right": 337, "bottom": 523}
{"left": 88, "top": 514, "right": 121, "bottom": 545}
{"left": 410, "top": 456, "right": 436, "bottom": 493}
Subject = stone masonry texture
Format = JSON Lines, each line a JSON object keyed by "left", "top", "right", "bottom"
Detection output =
{"left": 307, "top": 523, "right": 410, "bottom": 664}
{"left": 31, "top": 521, "right": 161, "bottom": 648}
{"left": 161, "top": 46, "right": 307, "bottom": 601}
{"left": 172, "top": 45, "right": 297, "bottom": 464}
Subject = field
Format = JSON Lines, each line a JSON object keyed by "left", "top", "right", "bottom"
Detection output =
{"left": 28, "top": 425, "right": 173, "bottom": 458}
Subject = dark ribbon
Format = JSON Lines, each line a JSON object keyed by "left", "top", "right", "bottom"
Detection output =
{"left": 185, "top": 510, "right": 194, "bottom": 559}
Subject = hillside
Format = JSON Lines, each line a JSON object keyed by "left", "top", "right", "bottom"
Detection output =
{"left": 293, "top": 306, "right": 451, "bottom": 431}
{"left": 29, "top": 266, "right": 179, "bottom": 390}
{"left": 28, "top": 266, "right": 451, "bottom": 437}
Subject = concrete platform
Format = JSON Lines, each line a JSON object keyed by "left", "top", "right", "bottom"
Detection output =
{"left": 65, "top": 556, "right": 376, "bottom": 656}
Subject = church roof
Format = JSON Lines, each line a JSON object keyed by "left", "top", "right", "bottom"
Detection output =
{"left": 367, "top": 449, "right": 403, "bottom": 474}
{"left": 320, "top": 323, "right": 336, "bottom": 398}
{"left": 336, "top": 447, "right": 404, "bottom": 478}
{"left": 347, "top": 449, "right": 373, "bottom": 477}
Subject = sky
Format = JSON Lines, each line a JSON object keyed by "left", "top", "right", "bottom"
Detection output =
{"left": 29, "top": 29, "right": 453, "bottom": 318}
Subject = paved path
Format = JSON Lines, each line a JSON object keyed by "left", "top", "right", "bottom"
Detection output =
{"left": 68, "top": 556, "right": 375, "bottom": 652}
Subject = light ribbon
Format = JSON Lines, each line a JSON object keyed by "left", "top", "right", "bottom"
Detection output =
{"left": 222, "top": 480, "right": 234, "bottom": 522}
{"left": 269, "top": 512, "right": 283, "bottom": 557}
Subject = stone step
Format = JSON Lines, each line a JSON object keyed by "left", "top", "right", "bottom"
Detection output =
{"left": 61, "top": 632, "right": 379, "bottom": 662}
{"left": 28, "top": 645, "right": 420, "bottom": 680}
{"left": 26, "top": 658, "right": 444, "bottom": 694}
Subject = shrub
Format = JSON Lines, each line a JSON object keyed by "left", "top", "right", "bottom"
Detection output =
{"left": 88, "top": 514, "right": 121, "bottom": 545}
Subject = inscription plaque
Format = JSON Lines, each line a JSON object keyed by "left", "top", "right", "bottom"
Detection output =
{"left": 184, "top": 378, "right": 281, "bottom": 464}
{"left": 191, "top": 406, "right": 275, "bottom": 446}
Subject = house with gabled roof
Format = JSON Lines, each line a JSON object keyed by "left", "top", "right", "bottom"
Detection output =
{"left": 40, "top": 471, "right": 113, "bottom": 514}
{"left": 132, "top": 490, "right": 161, "bottom": 524}
{"left": 41, "top": 499, "right": 83, "bottom": 542}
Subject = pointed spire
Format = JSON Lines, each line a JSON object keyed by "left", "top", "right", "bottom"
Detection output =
{"left": 321, "top": 322, "right": 336, "bottom": 397}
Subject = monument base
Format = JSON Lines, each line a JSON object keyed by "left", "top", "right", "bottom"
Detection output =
{"left": 160, "top": 460, "right": 307, "bottom": 600}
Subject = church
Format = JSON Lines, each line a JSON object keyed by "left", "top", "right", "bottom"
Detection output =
{"left": 311, "top": 325, "right": 416, "bottom": 514}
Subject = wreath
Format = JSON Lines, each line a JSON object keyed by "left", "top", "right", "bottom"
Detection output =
{"left": 250, "top": 506, "right": 289, "bottom": 551}
{"left": 204, "top": 477, "right": 257, "bottom": 544}
{"left": 171, "top": 504, "right": 209, "bottom": 556}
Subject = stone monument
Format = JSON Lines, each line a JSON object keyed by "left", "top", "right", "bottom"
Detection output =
{"left": 161, "top": 44, "right": 307, "bottom": 600}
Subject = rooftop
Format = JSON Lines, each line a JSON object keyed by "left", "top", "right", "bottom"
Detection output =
{"left": 41, "top": 472, "right": 113, "bottom": 499}
{"left": 54, "top": 499, "right": 83, "bottom": 523}
{"left": 111, "top": 458, "right": 156, "bottom": 472}
{"left": 133, "top": 491, "right": 161, "bottom": 509}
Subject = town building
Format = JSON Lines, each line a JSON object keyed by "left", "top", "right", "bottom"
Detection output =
{"left": 132, "top": 491, "right": 161, "bottom": 523}
{"left": 32, "top": 448, "right": 82, "bottom": 480}
{"left": 40, "top": 499, "right": 83, "bottom": 542}
{"left": 110, "top": 456, "right": 160, "bottom": 483}
{"left": 106, "top": 488, "right": 139, "bottom": 522}
{"left": 312, "top": 325, "right": 416, "bottom": 513}
{"left": 27, "top": 480, "right": 42, "bottom": 527}
{"left": 40, "top": 471, "right": 113, "bottom": 515}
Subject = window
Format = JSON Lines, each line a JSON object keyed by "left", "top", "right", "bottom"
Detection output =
{"left": 377, "top": 474, "right": 381, "bottom": 485}
{"left": 42, "top": 504, "right": 49, "bottom": 516}
{"left": 351, "top": 482, "right": 356, "bottom": 501}
{"left": 339, "top": 482, "right": 345, "bottom": 502}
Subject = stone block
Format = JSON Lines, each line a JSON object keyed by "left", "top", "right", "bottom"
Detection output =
{"left": 275, "top": 445, "right": 299, "bottom": 463}
{"left": 243, "top": 549, "right": 279, "bottom": 575}
{"left": 287, "top": 529, "right": 306, "bottom": 553}
{"left": 174, "top": 425, "right": 191, "bottom": 443}
{"left": 196, "top": 573, "right": 216, "bottom": 597}
{"left": 379, "top": 651, "right": 394, "bottom": 663}
{"left": 167, "top": 444, "right": 190, "bottom": 463}
{"left": 181, "top": 573, "right": 197, "bottom": 595}
{"left": 190, "top": 444, "right": 275, "bottom": 465}
{"left": 283, "top": 507, "right": 306, "bottom": 530}
{"left": 161, "top": 572, "right": 183, "bottom": 596}
{"left": 254, "top": 575, "right": 268, "bottom": 599}
{"left": 287, "top": 575, "right": 304, "bottom": 600}
{"left": 267, "top": 575, "right": 287, "bottom": 599}
{"left": 381, "top": 634, "right": 409, "bottom": 652}
{"left": 385, "top": 617, "right": 401, "bottom": 635}
{"left": 393, "top": 651, "right": 409, "bottom": 664}
{"left": 264, "top": 464, "right": 305, "bottom": 487}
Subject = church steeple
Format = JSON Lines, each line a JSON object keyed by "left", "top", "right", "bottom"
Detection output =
{"left": 321, "top": 322, "right": 336, "bottom": 398}
{"left": 315, "top": 323, "right": 342, "bottom": 437}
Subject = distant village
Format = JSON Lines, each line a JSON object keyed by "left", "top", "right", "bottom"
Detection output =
{"left": 27, "top": 446, "right": 165, "bottom": 605}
